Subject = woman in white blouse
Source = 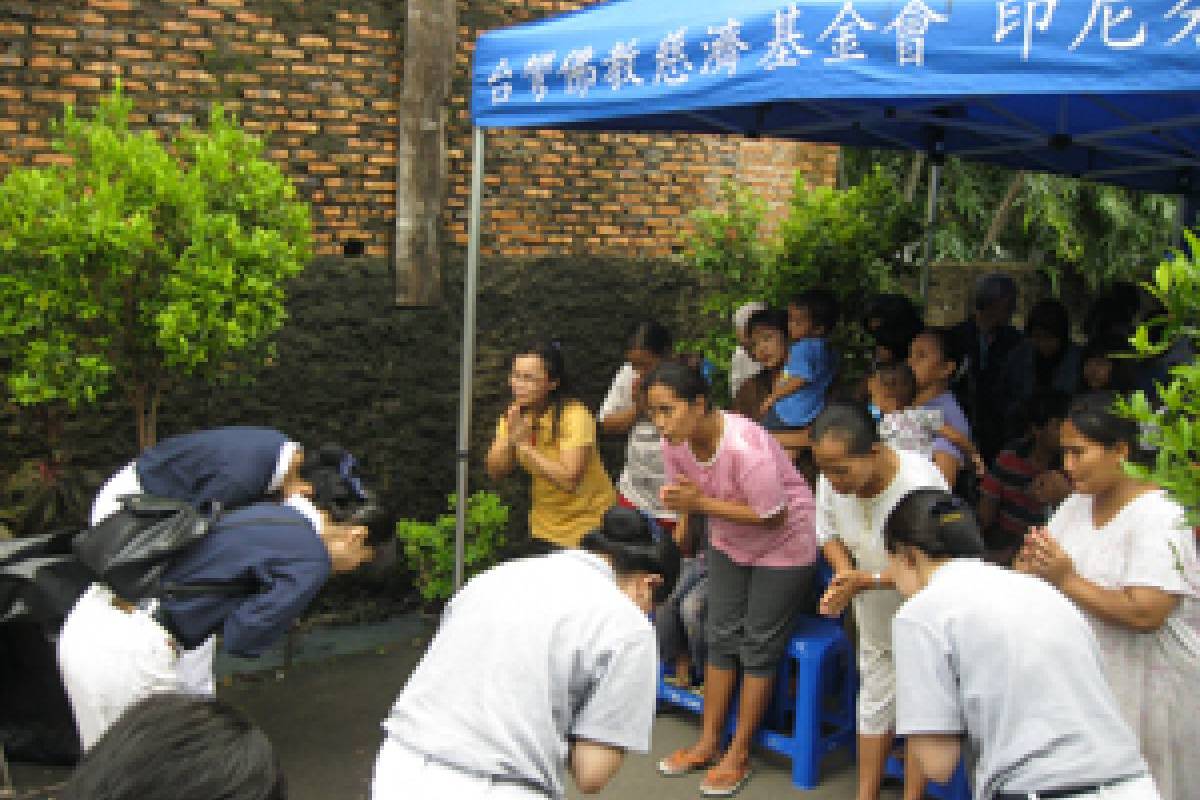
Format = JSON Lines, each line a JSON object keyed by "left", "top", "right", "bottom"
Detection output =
{"left": 1019, "top": 392, "right": 1200, "bottom": 800}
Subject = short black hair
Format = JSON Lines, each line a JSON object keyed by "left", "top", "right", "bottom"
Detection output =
{"left": 972, "top": 272, "right": 1018, "bottom": 312}
{"left": 870, "top": 362, "right": 918, "bottom": 408}
{"left": 745, "top": 307, "right": 789, "bottom": 339}
{"left": 1025, "top": 298, "right": 1071, "bottom": 344}
{"left": 61, "top": 694, "right": 285, "bottom": 800}
{"left": 626, "top": 320, "right": 673, "bottom": 357}
{"left": 791, "top": 289, "right": 840, "bottom": 333}
{"left": 581, "top": 505, "right": 681, "bottom": 603}
{"left": 810, "top": 402, "right": 880, "bottom": 456}
{"left": 643, "top": 360, "right": 710, "bottom": 407}
{"left": 884, "top": 489, "right": 984, "bottom": 558}
{"left": 1026, "top": 389, "right": 1071, "bottom": 430}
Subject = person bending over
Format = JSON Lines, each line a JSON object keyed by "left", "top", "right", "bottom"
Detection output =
{"left": 886, "top": 489, "right": 1159, "bottom": 800}
{"left": 372, "top": 506, "right": 679, "bottom": 799}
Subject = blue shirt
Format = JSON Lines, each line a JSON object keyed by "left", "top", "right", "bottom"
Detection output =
{"left": 920, "top": 390, "right": 972, "bottom": 465}
{"left": 160, "top": 503, "right": 331, "bottom": 657}
{"left": 773, "top": 337, "right": 835, "bottom": 427}
{"left": 135, "top": 427, "right": 289, "bottom": 510}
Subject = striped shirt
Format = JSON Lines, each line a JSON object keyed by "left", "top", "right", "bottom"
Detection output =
{"left": 979, "top": 441, "right": 1049, "bottom": 541}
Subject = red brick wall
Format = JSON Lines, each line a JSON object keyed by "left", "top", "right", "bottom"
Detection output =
{"left": 0, "top": 0, "right": 838, "bottom": 261}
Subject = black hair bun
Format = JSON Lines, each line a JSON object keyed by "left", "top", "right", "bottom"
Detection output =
{"left": 598, "top": 505, "right": 652, "bottom": 545}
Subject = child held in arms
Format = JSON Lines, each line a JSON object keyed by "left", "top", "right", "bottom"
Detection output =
{"left": 756, "top": 290, "right": 838, "bottom": 434}
{"left": 866, "top": 361, "right": 984, "bottom": 476}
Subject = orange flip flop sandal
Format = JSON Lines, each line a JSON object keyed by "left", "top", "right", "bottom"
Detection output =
{"left": 657, "top": 747, "right": 716, "bottom": 777}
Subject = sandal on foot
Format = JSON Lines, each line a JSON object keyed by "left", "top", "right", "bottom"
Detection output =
{"left": 699, "top": 763, "right": 753, "bottom": 797}
{"left": 657, "top": 748, "right": 715, "bottom": 777}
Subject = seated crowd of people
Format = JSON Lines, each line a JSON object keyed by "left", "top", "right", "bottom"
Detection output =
{"left": 478, "top": 271, "right": 1197, "bottom": 799}
{"left": 39, "top": 272, "right": 1197, "bottom": 800}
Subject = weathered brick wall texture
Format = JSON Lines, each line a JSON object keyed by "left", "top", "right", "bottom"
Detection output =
{"left": 1, "top": 0, "right": 403, "bottom": 258}
{"left": 0, "top": 0, "right": 837, "bottom": 260}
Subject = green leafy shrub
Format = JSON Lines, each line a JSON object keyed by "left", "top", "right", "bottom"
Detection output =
{"left": 395, "top": 491, "right": 510, "bottom": 603}
{"left": 0, "top": 86, "right": 312, "bottom": 449}
{"left": 682, "top": 169, "right": 921, "bottom": 396}
{"left": 1118, "top": 230, "right": 1200, "bottom": 521}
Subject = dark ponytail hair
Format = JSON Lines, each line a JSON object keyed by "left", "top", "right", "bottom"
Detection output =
{"left": 626, "top": 320, "right": 673, "bottom": 358}
{"left": 581, "top": 506, "right": 681, "bottom": 603}
{"left": 515, "top": 340, "right": 573, "bottom": 443}
{"left": 884, "top": 489, "right": 984, "bottom": 558}
{"left": 643, "top": 360, "right": 710, "bottom": 409}
{"left": 1066, "top": 391, "right": 1155, "bottom": 468}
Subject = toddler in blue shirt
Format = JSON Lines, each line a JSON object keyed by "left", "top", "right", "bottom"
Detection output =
{"left": 755, "top": 290, "right": 837, "bottom": 431}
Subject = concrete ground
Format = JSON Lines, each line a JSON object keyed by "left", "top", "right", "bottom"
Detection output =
{"left": 8, "top": 619, "right": 897, "bottom": 800}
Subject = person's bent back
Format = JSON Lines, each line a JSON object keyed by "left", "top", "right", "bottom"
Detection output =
{"left": 372, "top": 505, "right": 678, "bottom": 799}
{"left": 61, "top": 693, "right": 285, "bottom": 800}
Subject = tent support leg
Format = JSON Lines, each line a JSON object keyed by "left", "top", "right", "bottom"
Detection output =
{"left": 455, "top": 126, "right": 485, "bottom": 592}
{"left": 919, "top": 161, "right": 941, "bottom": 302}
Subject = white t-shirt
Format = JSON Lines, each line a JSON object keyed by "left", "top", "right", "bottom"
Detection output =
{"left": 381, "top": 550, "right": 658, "bottom": 799}
{"left": 730, "top": 345, "right": 763, "bottom": 398}
{"left": 1047, "top": 490, "right": 1200, "bottom": 800}
{"left": 815, "top": 447, "right": 947, "bottom": 572}
{"left": 598, "top": 363, "right": 672, "bottom": 520}
{"left": 894, "top": 559, "right": 1147, "bottom": 800}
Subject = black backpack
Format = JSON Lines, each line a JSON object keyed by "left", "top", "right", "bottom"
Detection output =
{"left": 1, "top": 494, "right": 232, "bottom": 628}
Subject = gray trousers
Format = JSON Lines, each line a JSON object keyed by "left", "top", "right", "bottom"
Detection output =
{"left": 705, "top": 546, "right": 813, "bottom": 676}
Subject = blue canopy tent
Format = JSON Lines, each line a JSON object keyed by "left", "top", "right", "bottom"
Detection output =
{"left": 453, "top": 0, "right": 1200, "bottom": 583}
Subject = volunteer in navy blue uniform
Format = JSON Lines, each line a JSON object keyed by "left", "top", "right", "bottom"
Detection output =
{"left": 58, "top": 493, "right": 372, "bottom": 750}
{"left": 884, "top": 489, "right": 1159, "bottom": 800}
{"left": 90, "top": 426, "right": 310, "bottom": 525}
{"left": 88, "top": 427, "right": 311, "bottom": 696}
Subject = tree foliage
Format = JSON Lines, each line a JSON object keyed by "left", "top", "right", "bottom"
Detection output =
{"left": 843, "top": 148, "right": 1178, "bottom": 292}
{"left": 1119, "top": 230, "right": 1200, "bottom": 522}
{"left": 0, "top": 87, "right": 312, "bottom": 448}
{"left": 682, "top": 168, "right": 921, "bottom": 397}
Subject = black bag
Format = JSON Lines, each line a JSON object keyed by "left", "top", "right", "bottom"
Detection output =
{"left": 72, "top": 494, "right": 214, "bottom": 603}
{"left": 0, "top": 528, "right": 93, "bottom": 628}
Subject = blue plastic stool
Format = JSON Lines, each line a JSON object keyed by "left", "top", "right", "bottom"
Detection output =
{"left": 656, "top": 614, "right": 858, "bottom": 790}
{"left": 756, "top": 615, "right": 858, "bottom": 789}
{"left": 885, "top": 748, "right": 971, "bottom": 800}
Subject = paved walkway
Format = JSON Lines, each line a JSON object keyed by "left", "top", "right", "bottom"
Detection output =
{"left": 9, "top": 620, "right": 895, "bottom": 799}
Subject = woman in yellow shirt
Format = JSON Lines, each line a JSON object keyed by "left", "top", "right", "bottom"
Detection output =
{"left": 486, "top": 341, "right": 616, "bottom": 551}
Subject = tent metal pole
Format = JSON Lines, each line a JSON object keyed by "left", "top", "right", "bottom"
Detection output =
{"left": 919, "top": 161, "right": 942, "bottom": 302}
{"left": 455, "top": 126, "right": 485, "bottom": 592}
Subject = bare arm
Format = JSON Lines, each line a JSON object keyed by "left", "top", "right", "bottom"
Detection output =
{"left": 1057, "top": 574, "right": 1179, "bottom": 632}
{"left": 907, "top": 734, "right": 962, "bottom": 784}
{"left": 938, "top": 424, "right": 984, "bottom": 475}
{"left": 932, "top": 451, "right": 961, "bottom": 490}
{"left": 1024, "top": 528, "right": 1180, "bottom": 632}
{"left": 821, "top": 538, "right": 856, "bottom": 574}
{"left": 485, "top": 426, "right": 517, "bottom": 481}
{"left": 568, "top": 740, "right": 625, "bottom": 794}
{"left": 517, "top": 442, "right": 590, "bottom": 493}
{"left": 599, "top": 405, "right": 638, "bottom": 435}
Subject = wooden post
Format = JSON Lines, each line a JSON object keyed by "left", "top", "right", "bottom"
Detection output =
{"left": 394, "top": 0, "right": 457, "bottom": 306}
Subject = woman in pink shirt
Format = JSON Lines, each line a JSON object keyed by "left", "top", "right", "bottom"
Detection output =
{"left": 648, "top": 361, "right": 816, "bottom": 797}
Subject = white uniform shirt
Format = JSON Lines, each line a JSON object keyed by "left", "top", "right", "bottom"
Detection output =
{"left": 894, "top": 559, "right": 1148, "bottom": 800}
{"left": 381, "top": 550, "right": 658, "bottom": 799}
{"left": 598, "top": 363, "right": 673, "bottom": 520}
{"left": 815, "top": 448, "right": 948, "bottom": 572}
